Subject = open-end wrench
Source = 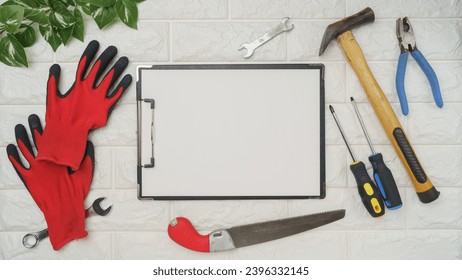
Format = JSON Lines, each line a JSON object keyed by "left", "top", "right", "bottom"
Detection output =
{"left": 22, "top": 197, "right": 112, "bottom": 249}
{"left": 238, "top": 17, "right": 294, "bottom": 59}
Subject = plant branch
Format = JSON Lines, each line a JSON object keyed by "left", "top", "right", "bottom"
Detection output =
{"left": 0, "top": 0, "right": 141, "bottom": 67}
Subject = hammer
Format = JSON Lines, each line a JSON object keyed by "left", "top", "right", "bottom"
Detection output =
{"left": 319, "top": 7, "right": 439, "bottom": 203}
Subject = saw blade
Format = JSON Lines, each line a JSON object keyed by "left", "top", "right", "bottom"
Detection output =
{"left": 226, "top": 209, "right": 345, "bottom": 248}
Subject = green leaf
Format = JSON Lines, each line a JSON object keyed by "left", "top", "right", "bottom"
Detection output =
{"left": 13, "top": 24, "right": 36, "bottom": 47}
{"left": 58, "top": 26, "right": 74, "bottom": 45}
{"left": 91, "top": 5, "right": 116, "bottom": 29}
{"left": 24, "top": 8, "right": 49, "bottom": 25}
{"left": 39, "top": 24, "right": 62, "bottom": 51}
{"left": 82, "top": 0, "right": 116, "bottom": 8}
{"left": 115, "top": 0, "right": 137, "bottom": 29}
{"left": 72, "top": 8, "right": 84, "bottom": 41}
{"left": 0, "top": 34, "right": 28, "bottom": 67}
{"left": 11, "top": 0, "right": 41, "bottom": 8}
{"left": 60, "top": 0, "right": 76, "bottom": 6}
{"left": 75, "top": 0, "right": 89, "bottom": 6}
{"left": 49, "top": 1, "right": 76, "bottom": 29}
{"left": 36, "top": 0, "right": 48, "bottom": 6}
{"left": 0, "top": 5, "right": 25, "bottom": 33}
{"left": 1, "top": 1, "right": 18, "bottom": 6}
{"left": 80, "top": 3, "right": 93, "bottom": 16}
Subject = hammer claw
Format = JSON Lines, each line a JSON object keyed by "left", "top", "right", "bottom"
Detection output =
{"left": 318, "top": 7, "right": 375, "bottom": 56}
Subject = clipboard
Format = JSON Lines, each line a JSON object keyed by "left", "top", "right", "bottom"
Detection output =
{"left": 137, "top": 64, "right": 325, "bottom": 200}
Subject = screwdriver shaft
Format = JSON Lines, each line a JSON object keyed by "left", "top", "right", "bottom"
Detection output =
{"left": 350, "top": 97, "right": 403, "bottom": 210}
{"left": 329, "top": 105, "right": 386, "bottom": 217}
{"left": 350, "top": 97, "right": 376, "bottom": 154}
{"left": 329, "top": 105, "right": 356, "bottom": 162}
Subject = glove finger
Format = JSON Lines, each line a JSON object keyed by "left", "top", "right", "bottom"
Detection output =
{"left": 106, "top": 74, "right": 132, "bottom": 115}
{"left": 71, "top": 141, "right": 95, "bottom": 198}
{"left": 76, "top": 40, "right": 100, "bottom": 81}
{"left": 99, "top": 56, "right": 128, "bottom": 94}
{"left": 15, "top": 124, "right": 36, "bottom": 162}
{"left": 28, "top": 114, "right": 43, "bottom": 151}
{"left": 47, "top": 64, "right": 61, "bottom": 113}
{"left": 6, "top": 144, "right": 27, "bottom": 175}
{"left": 87, "top": 45, "right": 118, "bottom": 88}
{"left": 7, "top": 144, "right": 44, "bottom": 210}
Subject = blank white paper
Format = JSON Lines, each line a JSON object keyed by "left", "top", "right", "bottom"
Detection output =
{"left": 139, "top": 65, "right": 324, "bottom": 198}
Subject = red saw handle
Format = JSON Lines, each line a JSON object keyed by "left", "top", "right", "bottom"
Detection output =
{"left": 168, "top": 217, "right": 210, "bottom": 252}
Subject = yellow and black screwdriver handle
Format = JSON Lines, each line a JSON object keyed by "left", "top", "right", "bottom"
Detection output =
{"left": 350, "top": 161, "right": 385, "bottom": 217}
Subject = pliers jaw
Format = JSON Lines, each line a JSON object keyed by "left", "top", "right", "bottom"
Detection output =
{"left": 395, "top": 17, "right": 443, "bottom": 115}
{"left": 396, "top": 17, "right": 417, "bottom": 53}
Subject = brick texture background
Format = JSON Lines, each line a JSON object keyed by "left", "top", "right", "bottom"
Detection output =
{"left": 0, "top": 0, "right": 461, "bottom": 259}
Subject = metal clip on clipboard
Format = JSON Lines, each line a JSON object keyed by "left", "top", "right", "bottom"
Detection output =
{"left": 137, "top": 76, "right": 155, "bottom": 200}
{"left": 137, "top": 97, "right": 155, "bottom": 168}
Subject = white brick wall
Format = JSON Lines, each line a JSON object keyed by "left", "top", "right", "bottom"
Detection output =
{"left": 0, "top": 0, "right": 461, "bottom": 259}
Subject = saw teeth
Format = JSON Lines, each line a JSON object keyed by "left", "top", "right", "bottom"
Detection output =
{"left": 230, "top": 209, "right": 346, "bottom": 229}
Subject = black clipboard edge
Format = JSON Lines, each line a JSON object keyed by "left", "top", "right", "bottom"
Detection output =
{"left": 136, "top": 64, "right": 326, "bottom": 201}
{"left": 319, "top": 65, "right": 326, "bottom": 199}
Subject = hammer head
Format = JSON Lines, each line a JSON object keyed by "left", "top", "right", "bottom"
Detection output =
{"left": 318, "top": 7, "right": 375, "bottom": 56}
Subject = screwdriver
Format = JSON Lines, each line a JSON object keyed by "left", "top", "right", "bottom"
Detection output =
{"left": 329, "top": 105, "right": 385, "bottom": 218}
{"left": 350, "top": 97, "right": 403, "bottom": 210}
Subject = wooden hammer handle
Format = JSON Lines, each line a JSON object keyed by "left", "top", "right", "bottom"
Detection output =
{"left": 337, "top": 30, "right": 439, "bottom": 203}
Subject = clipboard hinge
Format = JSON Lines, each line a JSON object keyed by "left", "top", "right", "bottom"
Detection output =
{"left": 144, "top": 98, "right": 155, "bottom": 168}
{"left": 144, "top": 98, "right": 155, "bottom": 108}
{"left": 144, "top": 157, "right": 155, "bottom": 168}
{"left": 138, "top": 98, "right": 156, "bottom": 169}
{"left": 136, "top": 80, "right": 142, "bottom": 101}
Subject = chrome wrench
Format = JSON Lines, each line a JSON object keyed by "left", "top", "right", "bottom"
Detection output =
{"left": 238, "top": 17, "right": 294, "bottom": 58}
{"left": 22, "top": 197, "right": 112, "bottom": 249}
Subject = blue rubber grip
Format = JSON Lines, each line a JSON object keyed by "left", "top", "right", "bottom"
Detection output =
{"left": 411, "top": 50, "right": 443, "bottom": 108}
{"left": 373, "top": 172, "right": 389, "bottom": 206}
{"left": 369, "top": 153, "right": 403, "bottom": 210}
{"left": 396, "top": 52, "right": 409, "bottom": 115}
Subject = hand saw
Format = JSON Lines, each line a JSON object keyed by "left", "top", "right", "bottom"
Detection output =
{"left": 168, "top": 209, "right": 345, "bottom": 252}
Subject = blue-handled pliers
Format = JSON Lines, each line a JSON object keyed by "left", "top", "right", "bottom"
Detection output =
{"left": 395, "top": 17, "right": 443, "bottom": 116}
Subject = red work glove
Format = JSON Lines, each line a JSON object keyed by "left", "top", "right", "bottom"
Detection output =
{"left": 7, "top": 114, "right": 95, "bottom": 250}
{"left": 38, "top": 40, "right": 132, "bottom": 170}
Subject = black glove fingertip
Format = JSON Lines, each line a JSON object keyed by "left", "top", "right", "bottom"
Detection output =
{"left": 28, "top": 114, "right": 43, "bottom": 134}
{"left": 6, "top": 144, "right": 28, "bottom": 186}
{"left": 92, "top": 45, "right": 118, "bottom": 86}
{"left": 120, "top": 74, "right": 133, "bottom": 89}
{"left": 15, "top": 124, "right": 34, "bottom": 156}
{"left": 106, "top": 56, "right": 129, "bottom": 93}
{"left": 6, "top": 144, "right": 25, "bottom": 168}
{"left": 28, "top": 114, "right": 43, "bottom": 145}
{"left": 49, "top": 64, "right": 61, "bottom": 78}
{"left": 6, "top": 144, "right": 18, "bottom": 158}
{"left": 79, "top": 40, "right": 100, "bottom": 79}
